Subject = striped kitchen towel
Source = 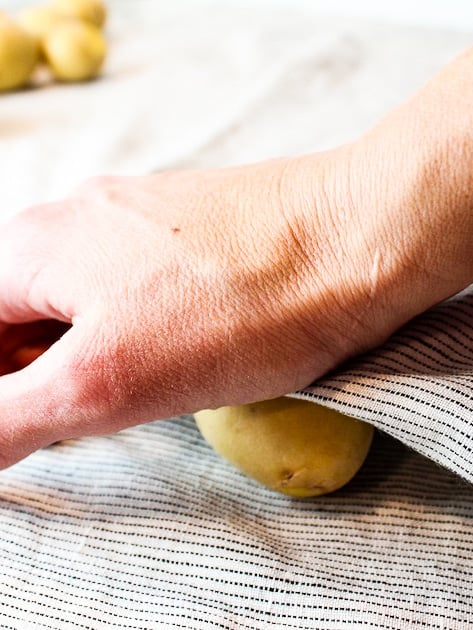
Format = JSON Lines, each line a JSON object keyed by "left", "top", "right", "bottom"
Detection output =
{"left": 299, "top": 285, "right": 473, "bottom": 483}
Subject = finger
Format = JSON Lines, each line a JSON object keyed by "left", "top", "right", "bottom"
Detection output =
{"left": 0, "top": 204, "right": 75, "bottom": 324}
{"left": 0, "top": 321, "right": 93, "bottom": 469}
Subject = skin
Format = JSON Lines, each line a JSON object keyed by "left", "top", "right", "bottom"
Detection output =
{"left": 0, "top": 46, "right": 473, "bottom": 469}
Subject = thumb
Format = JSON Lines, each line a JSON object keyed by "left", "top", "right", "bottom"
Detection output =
{"left": 0, "top": 321, "right": 94, "bottom": 469}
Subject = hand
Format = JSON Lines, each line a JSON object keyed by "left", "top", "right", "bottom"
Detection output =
{"left": 0, "top": 137, "right": 471, "bottom": 468}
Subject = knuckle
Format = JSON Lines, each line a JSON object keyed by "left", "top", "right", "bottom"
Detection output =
{"left": 0, "top": 204, "right": 67, "bottom": 280}
{"left": 74, "top": 175, "right": 120, "bottom": 201}
{"left": 2, "top": 202, "right": 67, "bottom": 246}
{"left": 4, "top": 203, "right": 48, "bottom": 235}
{"left": 154, "top": 169, "right": 182, "bottom": 182}
{"left": 0, "top": 208, "right": 48, "bottom": 270}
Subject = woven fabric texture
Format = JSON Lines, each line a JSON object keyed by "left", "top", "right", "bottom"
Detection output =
{"left": 300, "top": 287, "right": 473, "bottom": 483}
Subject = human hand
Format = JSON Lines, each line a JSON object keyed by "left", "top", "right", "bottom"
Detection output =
{"left": 0, "top": 155, "right": 359, "bottom": 467}
{"left": 0, "top": 128, "right": 472, "bottom": 468}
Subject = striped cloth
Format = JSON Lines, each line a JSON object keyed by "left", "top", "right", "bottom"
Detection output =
{"left": 299, "top": 286, "right": 473, "bottom": 484}
{"left": 0, "top": 290, "right": 472, "bottom": 629}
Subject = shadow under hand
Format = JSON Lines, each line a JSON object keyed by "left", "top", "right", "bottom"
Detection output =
{"left": 0, "top": 319, "right": 71, "bottom": 375}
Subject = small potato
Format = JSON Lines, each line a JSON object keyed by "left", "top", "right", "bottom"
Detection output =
{"left": 0, "top": 18, "right": 39, "bottom": 91}
{"left": 17, "top": 5, "right": 64, "bottom": 41}
{"left": 195, "top": 397, "right": 374, "bottom": 497}
{"left": 49, "top": 0, "right": 107, "bottom": 28}
{"left": 43, "top": 19, "right": 106, "bottom": 82}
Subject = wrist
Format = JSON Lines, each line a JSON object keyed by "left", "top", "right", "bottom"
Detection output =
{"left": 339, "top": 123, "right": 472, "bottom": 356}
{"left": 284, "top": 130, "right": 473, "bottom": 368}
{"left": 359, "top": 47, "right": 473, "bottom": 294}
{"left": 272, "top": 148, "right": 394, "bottom": 364}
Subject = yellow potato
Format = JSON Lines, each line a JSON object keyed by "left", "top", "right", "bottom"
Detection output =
{"left": 17, "top": 5, "right": 64, "bottom": 41}
{"left": 43, "top": 19, "right": 106, "bottom": 82}
{"left": 49, "top": 0, "right": 107, "bottom": 28}
{"left": 0, "top": 18, "right": 39, "bottom": 91}
{"left": 195, "top": 397, "right": 374, "bottom": 497}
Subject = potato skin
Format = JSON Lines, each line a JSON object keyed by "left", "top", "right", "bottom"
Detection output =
{"left": 18, "top": 6, "right": 64, "bottom": 41}
{"left": 195, "top": 397, "right": 374, "bottom": 497}
{"left": 0, "top": 19, "right": 39, "bottom": 91}
{"left": 50, "top": 0, "right": 107, "bottom": 28}
{"left": 42, "top": 19, "right": 106, "bottom": 82}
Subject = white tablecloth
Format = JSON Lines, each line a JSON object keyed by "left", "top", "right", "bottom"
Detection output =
{"left": 0, "top": 2, "right": 472, "bottom": 628}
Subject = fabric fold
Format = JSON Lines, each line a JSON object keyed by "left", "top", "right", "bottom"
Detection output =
{"left": 299, "top": 285, "right": 473, "bottom": 482}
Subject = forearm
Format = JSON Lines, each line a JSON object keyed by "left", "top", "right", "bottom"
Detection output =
{"left": 356, "top": 45, "right": 473, "bottom": 297}
{"left": 275, "top": 47, "right": 473, "bottom": 366}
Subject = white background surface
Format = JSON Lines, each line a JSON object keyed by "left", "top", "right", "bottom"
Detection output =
{"left": 3, "top": 0, "right": 473, "bottom": 31}
{"left": 218, "top": 0, "right": 473, "bottom": 32}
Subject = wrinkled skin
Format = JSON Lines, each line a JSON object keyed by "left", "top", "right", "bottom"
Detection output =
{"left": 1, "top": 46, "right": 473, "bottom": 469}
